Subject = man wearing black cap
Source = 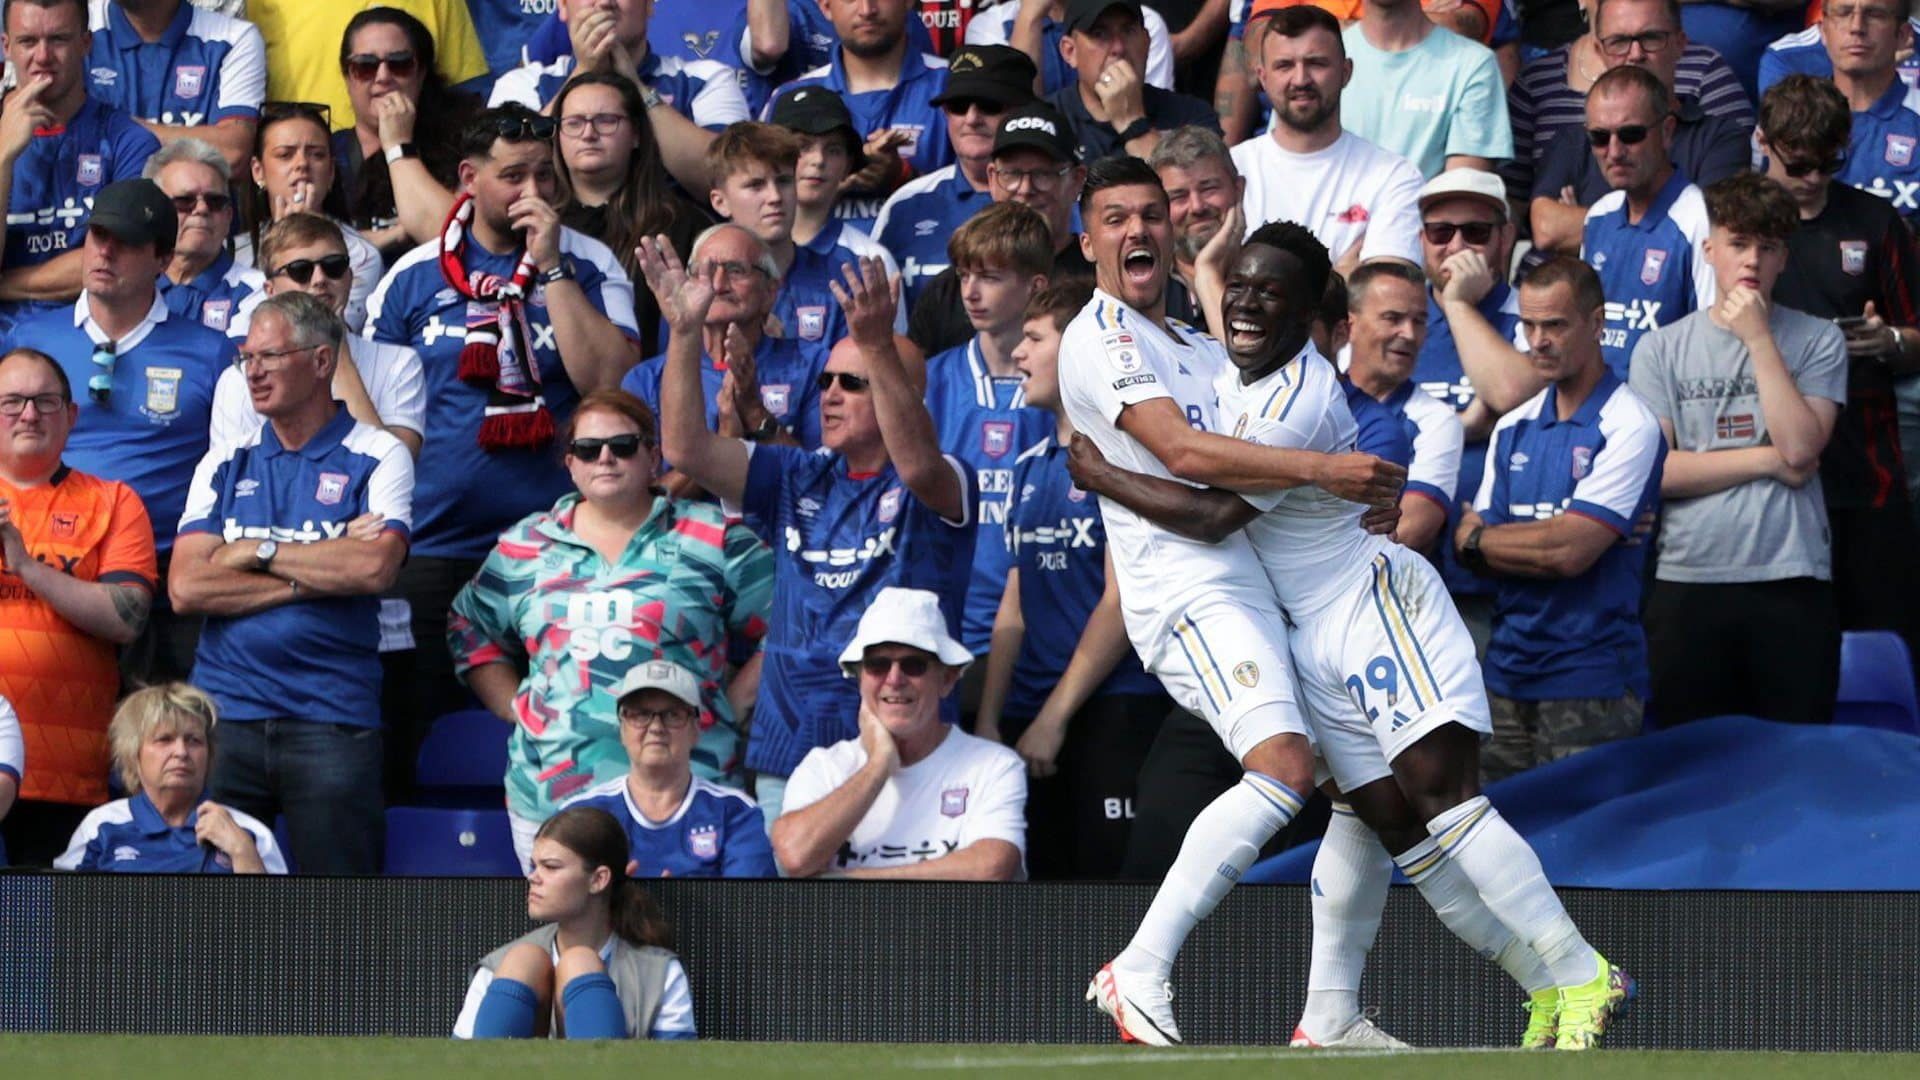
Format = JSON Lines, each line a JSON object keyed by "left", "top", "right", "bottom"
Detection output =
{"left": 875, "top": 45, "right": 1038, "bottom": 307}
{"left": 2, "top": 178, "right": 238, "bottom": 683}
{"left": 1045, "top": 0, "right": 1217, "bottom": 164}
{"left": 909, "top": 101, "right": 1093, "bottom": 356}
{"left": 769, "top": 89, "right": 902, "bottom": 288}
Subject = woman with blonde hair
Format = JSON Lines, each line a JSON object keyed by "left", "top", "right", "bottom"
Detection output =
{"left": 54, "top": 684, "right": 286, "bottom": 874}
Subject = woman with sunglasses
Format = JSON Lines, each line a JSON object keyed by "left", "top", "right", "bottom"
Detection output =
{"left": 552, "top": 73, "right": 713, "bottom": 360}
{"left": 449, "top": 388, "right": 775, "bottom": 867}
{"left": 240, "top": 101, "right": 384, "bottom": 331}
{"left": 337, "top": 8, "right": 481, "bottom": 258}
{"left": 454, "top": 805, "right": 695, "bottom": 1039}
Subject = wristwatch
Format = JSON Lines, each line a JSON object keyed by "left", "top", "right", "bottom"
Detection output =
{"left": 1116, "top": 116, "right": 1153, "bottom": 144}
{"left": 1460, "top": 526, "right": 1487, "bottom": 574}
{"left": 746, "top": 413, "right": 782, "bottom": 441}
{"left": 640, "top": 84, "right": 665, "bottom": 110}
{"left": 383, "top": 141, "right": 419, "bottom": 164}
{"left": 253, "top": 539, "right": 279, "bottom": 571}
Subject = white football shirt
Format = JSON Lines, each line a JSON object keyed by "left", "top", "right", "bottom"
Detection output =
{"left": 1056, "top": 288, "right": 1279, "bottom": 649}
{"left": 1231, "top": 131, "right": 1426, "bottom": 268}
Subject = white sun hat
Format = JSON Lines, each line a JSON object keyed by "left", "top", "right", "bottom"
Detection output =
{"left": 837, "top": 587, "right": 974, "bottom": 676}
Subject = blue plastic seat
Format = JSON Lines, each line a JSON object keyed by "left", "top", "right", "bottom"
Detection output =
{"left": 413, "top": 708, "right": 511, "bottom": 806}
{"left": 383, "top": 807, "right": 521, "bottom": 876}
{"left": 1836, "top": 631, "right": 1920, "bottom": 735}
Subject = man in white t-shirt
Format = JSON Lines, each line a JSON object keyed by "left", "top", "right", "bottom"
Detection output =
{"left": 772, "top": 588, "right": 1027, "bottom": 881}
{"left": 1229, "top": 5, "right": 1424, "bottom": 274}
{"left": 211, "top": 214, "right": 424, "bottom": 457}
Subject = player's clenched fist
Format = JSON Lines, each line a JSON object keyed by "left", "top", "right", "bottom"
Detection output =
{"left": 1312, "top": 452, "right": 1406, "bottom": 507}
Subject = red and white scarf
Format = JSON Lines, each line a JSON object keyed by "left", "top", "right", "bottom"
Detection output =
{"left": 438, "top": 193, "right": 553, "bottom": 451}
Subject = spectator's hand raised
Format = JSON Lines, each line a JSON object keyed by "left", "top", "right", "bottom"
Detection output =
{"left": 722, "top": 323, "right": 772, "bottom": 429}
{"left": 858, "top": 702, "right": 899, "bottom": 776}
{"left": 1093, "top": 58, "right": 1147, "bottom": 130}
{"left": 1844, "top": 301, "right": 1897, "bottom": 360}
{"left": 635, "top": 235, "right": 716, "bottom": 335}
{"left": 0, "top": 77, "right": 54, "bottom": 162}
{"left": 375, "top": 92, "right": 418, "bottom": 152}
{"left": 510, "top": 196, "right": 561, "bottom": 272}
{"left": 829, "top": 257, "right": 899, "bottom": 351}
{"left": 569, "top": 6, "right": 619, "bottom": 73}
{"left": 1439, "top": 250, "right": 1495, "bottom": 307}
{"left": 1313, "top": 453, "right": 1406, "bottom": 508}
{"left": 1194, "top": 201, "right": 1244, "bottom": 287}
{"left": 1710, "top": 286, "right": 1771, "bottom": 348}
{"left": 270, "top": 178, "right": 317, "bottom": 221}
{"left": 194, "top": 801, "right": 256, "bottom": 857}
{"left": 0, "top": 496, "right": 28, "bottom": 571}
{"left": 840, "top": 129, "right": 912, "bottom": 196}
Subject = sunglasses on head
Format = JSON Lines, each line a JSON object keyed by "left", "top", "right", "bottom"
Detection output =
{"left": 170, "top": 192, "right": 232, "bottom": 215}
{"left": 816, "top": 371, "right": 870, "bottom": 393}
{"left": 489, "top": 113, "right": 559, "bottom": 142}
{"left": 861, "top": 655, "right": 931, "bottom": 678}
{"left": 272, "top": 253, "right": 352, "bottom": 284}
{"left": 568, "top": 433, "right": 648, "bottom": 460}
{"left": 89, "top": 340, "right": 116, "bottom": 403}
{"left": 262, "top": 100, "right": 333, "bottom": 130}
{"left": 345, "top": 51, "right": 419, "bottom": 82}
{"left": 1422, "top": 221, "right": 1497, "bottom": 245}
{"left": 1587, "top": 124, "right": 1653, "bottom": 149}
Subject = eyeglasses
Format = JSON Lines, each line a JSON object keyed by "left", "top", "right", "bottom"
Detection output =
{"left": 559, "top": 112, "right": 629, "bottom": 138}
{"left": 941, "top": 98, "right": 1006, "bottom": 117}
{"left": 262, "top": 100, "right": 333, "bottom": 131}
{"left": 617, "top": 705, "right": 698, "bottom": 730}
{"left": 233, "top": 344, "right": 320, "bottom": 372}
{"left": 1587, "top": 124, "right": 1653, "bottom": 148}
{"left": 860, "top": 654, "right": 932, "bottom": 678}
{"left": 272, "top": 254, "right": 352, "bottom": 284}
{"left": 690, "top": 259, "right": 770, "bottom": 281}
{"left": 488, "top": 113, "right": 559, "bottom": 142}
{"left": 568, "top": 433, "right": 648, "bottom": 460}
{"left": 816, "top": 371, "right": 870, "bottom": 393}
{"left": 0, "top": 392, "right": 67, "bottom": 416}
{"left": 1778, "top": 153, "right": 1845, "bottom": 178}
{"left": 990, "top": 163, "right": 1072, "bottom": 192}
{"left": 344, "top": 51, "right": 418, "bottom": 82}
{"left": 89, "top": 341, "right": 115, "bottom": 403}
{"left": 170, "top": 192, "right": 233, "bottom": 215}
{"left": 1422, "top": 221, "right": 1498, "bottom": 245}
{"left": 1597, "top": 29, "right": 1675, "bottom": 57}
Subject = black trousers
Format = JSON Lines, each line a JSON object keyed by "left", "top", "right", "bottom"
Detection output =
{"left": 0, "top": 798, "right": 91, "bottom": 867}
{"left": 1002, "top": 693, "right": 1170, "bottom": 880}
{"left": 1645, "top": 577, "right": 1840, "bottom": 727}
{"left": 380, "top": 556, "right": 484, "bottom": 802}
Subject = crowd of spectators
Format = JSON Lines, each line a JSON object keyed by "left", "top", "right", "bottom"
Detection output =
{"left": 0, "top": 0, "right": 1915, "bottom": 896}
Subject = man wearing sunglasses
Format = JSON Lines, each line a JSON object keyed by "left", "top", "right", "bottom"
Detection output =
{"left": 4, "top": 179, "right": 236, "bottom": 684}
{"left": 0, "top": 0, "right": 161, "bottom": 338}
{"left": 772, "top": 586, "right": 1027, "bottom": 880}
{"left": 1576, "top": 64, "right": 1718, "bottom": 377}
{"left": 146, "top": 137, "right": 264, "bottom": 337}
{"left": 83, "top": 0, "right": 266, "bottom": 175}
{"left": 171, "top": 290, "right": 414, "bottom": 875}
{"left": 874, "top": 45, "right": 1037, "bottom": 308}
{"left": 490, "top": 0, "right": 749, "bottom": 195}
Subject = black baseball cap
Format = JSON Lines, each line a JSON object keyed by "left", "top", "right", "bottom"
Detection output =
{"left": 769, "top": 86, "right": 863, "bottom": 158}
{"left": 992, "top": 102, "right": 1078, "bottom": 163}
{"left": 932, "top": 45, "right": 1038, "bottom": 110}
{"left": 1063, "top": 0, "right": 1145, "bottom": 35}
{"left": 87, "top": 179, "right": 177, "bottom": 252}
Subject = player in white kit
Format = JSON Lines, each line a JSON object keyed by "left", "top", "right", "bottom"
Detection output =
{"left": 1071, "top": 219, "right": 1636, "bottom": 1051}
{"left": 1056, "top": 157, "right": 1405, "bottom": 1047}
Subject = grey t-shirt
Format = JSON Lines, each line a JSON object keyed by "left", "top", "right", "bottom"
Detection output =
{"left": 1627, "top": 305, "right": 1848, "bottom": 584}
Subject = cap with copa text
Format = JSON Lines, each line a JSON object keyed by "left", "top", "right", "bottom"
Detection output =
{"left": 991, "top": 101, "right": 1078, "bottom": 163}
{"left": 932, "top": 45, "right": 1038, "bottom": 110}
{"left": 87, "top": 179, "right": 177, "bottom": 251}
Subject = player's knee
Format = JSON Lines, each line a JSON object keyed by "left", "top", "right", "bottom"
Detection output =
{"left": 1342, "top": 777, "right": 1427, "bottom": 855}
{"left": 1393, "top": 723, "right": 1483, "bottom": 819}
{"left": 1240, "top": 734, "right": 1313, "bottom": 797}
{"left": 495, "top": 943, "right": 556, "bottom": 997}
{"left": 555, "top": 945, "right": 606, "bottom": 986}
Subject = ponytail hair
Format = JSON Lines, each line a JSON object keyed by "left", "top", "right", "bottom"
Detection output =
{"left": 535, "top": 806, "right": 673, "bottom": 950}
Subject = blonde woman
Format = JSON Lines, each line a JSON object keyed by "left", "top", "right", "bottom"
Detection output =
{"left": 55, "top": 685, "right": 286, "bottom": 874}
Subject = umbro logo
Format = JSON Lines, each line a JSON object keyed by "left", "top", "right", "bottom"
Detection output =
{"left": 914, "top": 220, "right": 938, "bottom": 236}
{"left": 236, "top": 479, "right": 260, "bottom": 497}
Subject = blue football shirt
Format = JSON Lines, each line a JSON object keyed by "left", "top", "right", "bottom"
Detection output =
{"left": 86, "top": 0, "right": 266, "bottom": 127}
{"left": 622, "top": 333, "right": 829, "bottom": 451}
{"left": 1582, "top": 171, "right": 1716, "bottom": 379}
{"left": 157, "top": 250, "right": 265, "bottom": 337}
{"left": 565, "top": 774, "right": 776, "bottom": 878}
{"left": 871, "top": 165, "right": 995, "bottom": 307}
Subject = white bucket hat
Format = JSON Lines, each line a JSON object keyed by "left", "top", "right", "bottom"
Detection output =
{"left": 612, "top": 658, "right": 703, "bottom": 709}
{"left": 837, "top": 587, "right": 974, "bottom": 676}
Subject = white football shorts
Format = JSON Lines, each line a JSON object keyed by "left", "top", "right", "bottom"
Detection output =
{"left": 1143, "top": 590, "right": 1312, "bottom": 762}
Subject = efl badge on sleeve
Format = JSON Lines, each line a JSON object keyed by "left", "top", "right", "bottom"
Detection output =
{"left": 1841, "top": 241, "right": 1868, "bottom": 277}
{"left": 797, "top": 306, "right": 826, "bottom": 341}
{"left": 1103, "top": 330, "right": 1140, "bottom": 373}
{"left": 761, "top": 383, "right": 791, "bottom": 416}
{"left": 143, "top": 367, "right": 181, "bottom": 416}
{"left": 76, "top": 154, "right": 103, "bottom": 187}
{"left": 687, "top": 824, "right": 719, "bottom": 860}
{"left": 981, "top": 420, "right": 1013, "bottom": 459}
{"left": 201, "top": 299, "right": 232, "bottom": 331}
{"left": 940, "top": 786, "right": 969, "bottom": 817}
{"left": 315, "top": 472, "right": 349, "bottom": 506}
{"left": 878, "top": 486, "right": 902, "bottom": 523}
{"left": 1888, "top": 134, "right": 1916, "bottom": 168}
{"left": 1639, "top": 248, "right": 1668, "bottom": 286}
{"left": 1571, "top": 445, "right": 1594, "bottom": 480}
{"left": 173, "top": 65, "right": 206, "bottom": 99}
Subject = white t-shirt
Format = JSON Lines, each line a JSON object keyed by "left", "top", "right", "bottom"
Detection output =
{"left": 1217, "top": 343, "right": 1391, "bottom": 619}
{"left": 1056, "top": 288, "right": 1277, "bottom": 650}
{"left": 233, "top": 221, "right": 383, "bottom": 333}
{"left": 1231, "top": 131, "right": 1425, "bottom": 268}
{"left": 208, "top": 335, "right": 427, "bottom": 456}
{"left": 781, "top": 726, "right": 1027, "bottom": 877}
{"left": 0, "top": 694, "right": 22, "bottom": 787}
{"left": 452, "top": 937, "right": 696, "bottom": 1040}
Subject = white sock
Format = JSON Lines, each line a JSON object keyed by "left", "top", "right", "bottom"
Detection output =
{"left": 1427, "top": 796, "right": 1599, "bottom": 989}
{"left": 1298, "top": 803, "right": 1390, "bottom": 1038}
{"left": 1115, "top": 771, "right": 1304, "bottom": 980}
{"left": 1395, "top": 836, "right": 1555, "bottom": 994}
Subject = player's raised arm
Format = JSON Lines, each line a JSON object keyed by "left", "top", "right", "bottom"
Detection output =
{"left": 1115, "top": 397, "right": 1403, "bottom": 505}
{"left": 1068, "top": 432, "right": 1255, "bottom": 542}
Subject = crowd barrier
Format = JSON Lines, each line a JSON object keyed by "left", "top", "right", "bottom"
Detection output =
{"left": 2, "top": 874, "right": 1914, "bottom": 1050}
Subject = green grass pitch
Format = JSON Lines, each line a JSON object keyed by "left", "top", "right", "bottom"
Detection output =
{"left": 2, "top": 1037, "right": 1912, "bottom": 1078}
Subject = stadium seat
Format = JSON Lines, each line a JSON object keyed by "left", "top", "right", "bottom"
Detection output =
{"left": 412, "top": 709, "right": 511, "bottom": 807}
{"left": 1836, "top": 631, "right": 1920, "bottom": 735}
{"left": 383, "top": 808, "right": 521, "bottom": 876}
